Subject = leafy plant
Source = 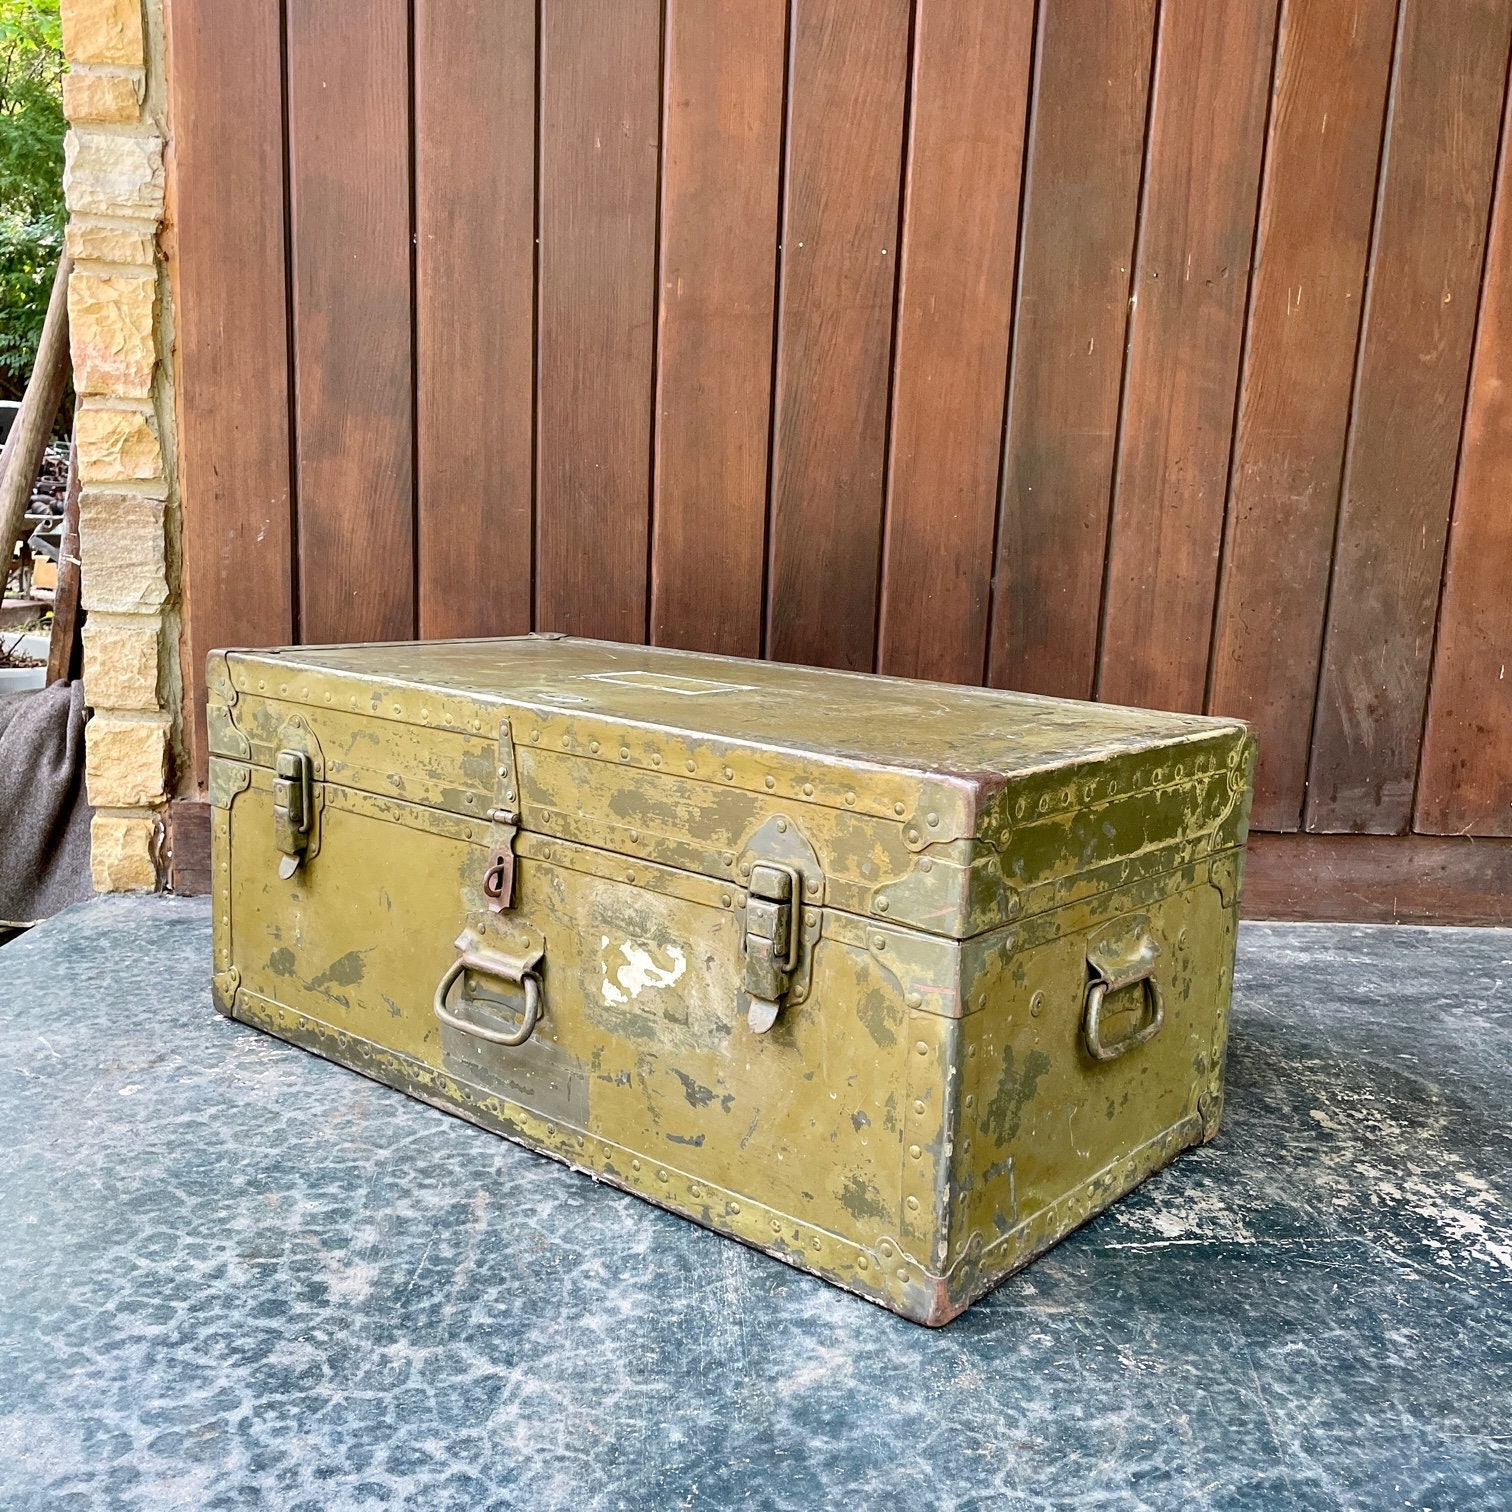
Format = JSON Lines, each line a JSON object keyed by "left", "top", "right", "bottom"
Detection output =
{"left": 0, "top": 0, "right": 64, "bottom": 403}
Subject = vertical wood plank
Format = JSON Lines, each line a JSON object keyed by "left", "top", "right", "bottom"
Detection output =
{"left": 1415, "top": 76, "right": 1512, "bottom": 836}
{"left": 1307, "top": 0, "right": 1512, "bottom": 832}
{"left": 1097, "top": 0, "right": 1278, "bottom": 712}
{"left": 1206, "top": 0, "right": 1396, "bottom": 831}
{"left": 766, "top": 0, "right": 910, "bottom": 672}
{"left": 286, "top": 0, "right": 414, "bottom": 644}
{"left": 650, "top": 0, "right": 785, "bottom": 657}
{"left": 414, "top": 0, "right": 536, "bottom": 640}
{"left": 876, "top": 0, "right": 1034, "bottom": 686}
{"left": 166, "top": 0, "right": 293, "bottom": 788}
{"left": 536, "top": 0, "right": 662, "bottom": 641}
{"left": 986, "top": 0, "right": 1156, "bottom": 699}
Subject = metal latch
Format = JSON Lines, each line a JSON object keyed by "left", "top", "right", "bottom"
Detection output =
{"left": 743, "top": 861, "right": 801, "bottom": 1034}
{"left": 483, "top": 807, "right": 519, "bottom": 912}
{"left": 273, "top": 748, "right": 313, "bottom": 879}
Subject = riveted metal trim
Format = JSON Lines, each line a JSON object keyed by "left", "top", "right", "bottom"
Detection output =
{"left": 227, "top": 685, "right": 512, "bottom": 824}
{"left": 852, "top": 917, "right": 966, "bottom": 1019}
{"left": 205, "top": 651, "right": 237, "bottom": 706}
{"left": 211, "top": 967, "right": 241, "bottom": 1018}
{"left": 1209, "top": 848, "right": 1243, "bottom": 909}
{"left": 979, "top": 728, "right": 1252, "bottom": 918}
{"left": 208, "top": 757, "right": 251, "bottom": 810}
{"left": 516, "top": 831, "right": 733, "bottom": 913}
{"left": 206, "top": 699, "right": 249, "bottom": 761}
{"left": 210, "top": 795, "right": 237, "bottom": 1017}
{"left": 985, "top": 731, "right": 1242, "bottom": 831}
{"left": 250, "top": 774, "right": 482, "bottom": 849}
{"left": 519, "top": 799, "right": 746, "bottom": 885}
{"left": 900, "top": 1013, "right": 958, "bottom": 1267}
{"left": 224, "top": 653, "right": 500, "bottom": 738}
{"left": 519, "top": 711, "right": 979, "bottom": 834}
{"left": 220, "top": 652, "right": 985, "bottom": 840}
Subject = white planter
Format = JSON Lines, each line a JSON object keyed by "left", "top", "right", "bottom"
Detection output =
{"left": 7, "top": 632, "right": 51, "bottom": 662}
{"left": 0, "top": 632, "right": 51, "bottom": 695}
{"left": 0, "top": 666, "right": 47, "bottom": 696}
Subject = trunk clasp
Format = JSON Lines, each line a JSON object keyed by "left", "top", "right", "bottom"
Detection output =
{"left": 273, "top": 748, "right": 314, "bottom": 879}
{"left": 737, "top": 815, "right": 823, "bottom": 1035}
{"left": 743, "top": 861, "right": 800, "bottom": 1032}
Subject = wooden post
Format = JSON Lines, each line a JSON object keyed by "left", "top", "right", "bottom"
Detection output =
{"left": 0, "top": 252, "right": 72, "bottom": 602}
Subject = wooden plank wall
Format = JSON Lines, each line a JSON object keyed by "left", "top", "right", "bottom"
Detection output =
{"left": 167, "top": 0, "right": 1512, "bottom": 913}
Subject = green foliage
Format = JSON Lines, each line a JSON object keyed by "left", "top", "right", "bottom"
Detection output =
{"left": 0, "top": 0, "right": 64, "bottom": 400}
{"left": 0, "top": 209, "right": 60, "bottom": 389}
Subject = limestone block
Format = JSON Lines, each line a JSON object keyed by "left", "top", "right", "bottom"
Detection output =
{"left": 77, "top": 406, "right": 162, "bottom": 483}
{"left": 86, "top": 714, "right": 170, "bottom": 808}
{"left": 70, "top": 271, "right": 157, "bottom": 397}
{"left": 63, "top": 68, "right": 143, "bottom": 124}
{"left": 83, "top": 618, "right": 161, "bottom": 710}
{"left": 90, "top": 813, "right": 159, "bottom": 892}
{"left": 64, "top": 130, "right": 164, "bottom": 220}
{"left": 61, "top": 0, "right": 145, "bottom": 66}
{"left": 66, "top": 220, "right": 155, "bottom": 267}
{"left": 78, "top": 490, "right": 167, "bottom": 611}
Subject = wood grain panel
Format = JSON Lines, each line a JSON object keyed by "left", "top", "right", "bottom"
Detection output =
{"left": 1416, "top": 74, "right": 1512, "bottom": 836}
{"left": 414, "top": 0, "right": 536, "bottom": 640}
{"left": 536, "top": 0, "right": 662, "bottom": 641}
{"left": 1243, "top": 832, "right": 1512, "bottom": 926}
{"left": 987, "top": 0, "right": 1156, "bottom": 699}
{"left": 286, "top": 0, "right": 414, "bottom": 644}
{"left": 650, "top": 0, "right": 785, "bottom": 657}
{"left": 166, "top": 0, "right": 292, "bottom": 788}
{"left": 766, "top": 0, "right": 910, "bottom": 671}
{"left": 1307, "top": 0, "right": 1512, "bottom": 832}
{"left": 1097, "top": 0, "right": 1278, "bottom": 712}
{"left": 1207, "top": 0, "right": 1396, "bottom": 830}
{"left": 876, "top": 0, "right": 1034, "bottom": 684}
{"left": 165, "top": 799, "right": 212, "bottom": 897}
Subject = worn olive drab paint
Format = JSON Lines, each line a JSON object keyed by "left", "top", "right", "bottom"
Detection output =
{"left": 207, "top": 636, "right": 1255, "bottom": 1325}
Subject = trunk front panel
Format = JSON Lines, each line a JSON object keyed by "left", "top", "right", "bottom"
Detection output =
{"left": 218, "top": 770, "right": 956, "bottom": 1316}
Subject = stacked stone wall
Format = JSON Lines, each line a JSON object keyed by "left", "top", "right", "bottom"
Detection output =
{"left": 59, "top": 0, "right": 178, "bottom": 891}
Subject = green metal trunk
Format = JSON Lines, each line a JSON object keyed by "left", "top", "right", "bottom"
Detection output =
{"left": 208, "top": 636, "right": 1255, "bottom": 1325}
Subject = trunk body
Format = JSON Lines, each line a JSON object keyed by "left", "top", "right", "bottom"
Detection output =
{"left": 209, "top": 637, "right": 1254, "bottom": 1324}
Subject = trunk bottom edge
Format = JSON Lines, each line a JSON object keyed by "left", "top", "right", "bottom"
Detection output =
{"left": 224, "top": 987, "right": 1208, "bottom": 1327}
{"left": 938, "top": 1111, "right": 1211, "bottom": 1323}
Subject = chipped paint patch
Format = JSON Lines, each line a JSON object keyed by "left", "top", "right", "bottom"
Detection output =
{"left": 600, "top": 935, "right": 687, "bottom": 1007}
{"left": 307, "top": 949, "right": 369, "bottom": 991}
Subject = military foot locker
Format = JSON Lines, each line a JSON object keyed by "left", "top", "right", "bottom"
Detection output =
{"left": 208, "top": 637, "right": 1255, "bottom": 1325}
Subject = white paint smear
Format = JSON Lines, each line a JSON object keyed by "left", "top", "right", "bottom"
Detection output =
{"left": 601, "top": 938, "right": 687, "bottom": 1006}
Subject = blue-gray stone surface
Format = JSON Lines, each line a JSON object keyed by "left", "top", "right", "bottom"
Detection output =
{"left": 0, "top": 896, "right": 1508, "bottom": 1510}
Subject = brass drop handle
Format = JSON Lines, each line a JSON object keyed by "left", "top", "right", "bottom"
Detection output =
{"left": 1082, "top": 971, "right": 1164, "bottom": 1062}
{"left": 434, "top": 948, "right": 542, "bottom": 1047}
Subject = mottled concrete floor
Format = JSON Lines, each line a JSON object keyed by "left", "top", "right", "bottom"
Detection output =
{"left": 0, "top": 898, "right": 1508, "bottom": 1511}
